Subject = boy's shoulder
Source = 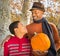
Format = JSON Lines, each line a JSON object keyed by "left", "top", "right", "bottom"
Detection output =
{"left": 4, "top": 36, "right": 20, "bottom": 48}
{"left": 7, "top": 36, "right": 15, "bottom": 41}
{"left": 4, "top": 36, "right": 16, "bottom": 45}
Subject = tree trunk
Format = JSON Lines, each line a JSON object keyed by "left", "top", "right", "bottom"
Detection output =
{"left": 21, "top": 0, "right": 33, "bottom": 25}
{"left": 0, "top": 0, "right": 11, "bottom": 55}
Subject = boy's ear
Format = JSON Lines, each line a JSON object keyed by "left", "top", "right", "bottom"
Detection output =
{"left": 14, "top": 28, "right": 17, "bottom": 32}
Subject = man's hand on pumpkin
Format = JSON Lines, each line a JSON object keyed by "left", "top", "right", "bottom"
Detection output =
{"left": 32, "top": 50, "right": 48, "bottom": 56}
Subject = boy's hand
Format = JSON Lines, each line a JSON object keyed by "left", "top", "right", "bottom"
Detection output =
{"left": 1, "top": 35, "right": 12, "bottom": 47}
{"left": 32, "top": 50, "right": 48, "bottom": 56}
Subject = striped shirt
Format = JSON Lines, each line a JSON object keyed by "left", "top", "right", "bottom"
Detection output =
{"left": 4, "top": 36, "right": 32, "bottom": 56}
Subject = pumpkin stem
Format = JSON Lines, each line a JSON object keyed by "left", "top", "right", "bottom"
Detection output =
{"left": 34, "top": 32, "right": 37, "bottom": 35}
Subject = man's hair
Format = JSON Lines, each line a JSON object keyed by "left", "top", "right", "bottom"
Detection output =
{"left": 9, "top": 21, "right": 20, "bottom": 35}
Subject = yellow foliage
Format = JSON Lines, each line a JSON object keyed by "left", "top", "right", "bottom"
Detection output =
{"left": 47, "top": 14, "right": 59, "bottom": 26}
{"left": 10, "top": 12, "right": 21, "bottom": 22}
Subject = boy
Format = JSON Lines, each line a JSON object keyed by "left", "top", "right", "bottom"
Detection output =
{"left": 4, "top": 21, "right": 31, "bottom": 56}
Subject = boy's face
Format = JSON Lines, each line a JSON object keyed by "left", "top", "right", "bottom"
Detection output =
{"left": 15, "top": 22, "right": 27, "bottom": 35}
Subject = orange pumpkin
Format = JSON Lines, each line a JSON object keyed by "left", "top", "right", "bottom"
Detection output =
{"left": 31, "top": 33, "right": 51, "bottom": 52}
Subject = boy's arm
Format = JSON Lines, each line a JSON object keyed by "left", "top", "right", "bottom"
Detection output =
{"left": 4, "top": 42, "right": 8, "bottom": 56}
{"left": 49, "top": 23, "right": 60, "bottom": 51}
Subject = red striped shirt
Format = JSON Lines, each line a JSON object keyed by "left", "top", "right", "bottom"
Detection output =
{"left": 4, "top": 36, "right": 32, "bottom": 56}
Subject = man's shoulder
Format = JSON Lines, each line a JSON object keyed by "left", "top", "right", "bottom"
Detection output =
{"left": 26, "top": 23, "right": 33, "bottom": 29}
{"left": 26, "top": 22, "right": 39, "bottom": 29}
{"left": 48, "top": 22, "right": 58, "bottom": 33}
{"left": 48, "top": 22, "right": 56, "bottom": 28}
{"left": 26, "top": 23, "right": 34, "bottom": 26}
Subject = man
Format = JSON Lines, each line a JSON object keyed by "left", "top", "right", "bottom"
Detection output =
{"left": 26, "top": 2, "right": 60, "bottom": 56}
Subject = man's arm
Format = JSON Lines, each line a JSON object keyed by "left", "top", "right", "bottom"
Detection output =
{"left": 4, "top": 42, "right": 9, "bottom": 56}
{"left": 1, "top": 35, "right": 12, "bottom": 47}
{"left": 49, "top": 23, "right": 60, "bottom": 51}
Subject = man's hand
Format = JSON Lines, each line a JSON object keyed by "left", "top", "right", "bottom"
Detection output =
{"left": 56, "top": 40, "right": 60, "bottom": 51}
{"left": 32, "top": 50, "right": 48, "bottom": 56}
{"left": 1, "top": 35, "right": 12, "bottom": 47}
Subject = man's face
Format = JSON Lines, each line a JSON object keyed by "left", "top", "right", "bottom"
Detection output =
{"left": 32, "top": 9, "right": 44, "bottom": 20}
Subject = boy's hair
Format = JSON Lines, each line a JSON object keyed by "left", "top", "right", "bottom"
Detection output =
{"left": 9, "top": 21, "right": 20, "bottom": 35}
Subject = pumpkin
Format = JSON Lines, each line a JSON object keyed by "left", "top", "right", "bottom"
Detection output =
{"left": 31, "top": 33, "right": 51, "bottom": 52}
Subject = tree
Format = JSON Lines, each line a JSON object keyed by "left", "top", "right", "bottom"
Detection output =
{"left": 0, "top": 0, "right": 11, "bottom": 55}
